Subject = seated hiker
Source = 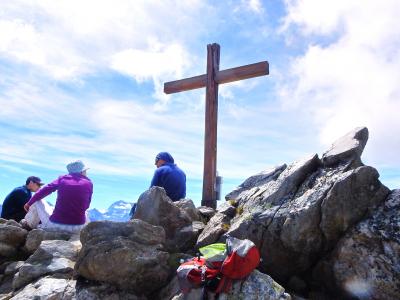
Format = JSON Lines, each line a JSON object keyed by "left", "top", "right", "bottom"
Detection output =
{"left": 151, "top": 152, "right": 186, "bottom": 201}
{"left": 130, "top": 152, "right": 186, "bottom": 219}
{"left": 1, "top": 176, "right": 44, "bottom": 222}
{"left": 22, "top": 160, "right": 93, "bottom": 233}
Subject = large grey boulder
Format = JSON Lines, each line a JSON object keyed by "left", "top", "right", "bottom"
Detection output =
{"left": 75, "top": 220, "right": 170, "bottom": 295}
{"left": 24, "top": 229, "right": 72, "bottom": 254}
{"left": 320, "top": 166, "right": 390, "bottom": 249}
{"left": 13, "top": 239, "right": 80, "bottom": 290}
{"left": 0, "top": 261, "right": 24, "bottom": 296}
{"left": 170, "top": 270, "right": 291, "bottom": 300}
{"left": 173, "top": 199, "right": 201, "bottom": 222}
{"left": 321, "top": 126, "right": 368, "bottom": 167}
{"left": 225, "top": 154, "right": 321, "bottom": 280}
{"left": 314, "top": 189, "right": 400, "bottom": 299}
{"left": 0, "top": 224, "right": 28, "bottom": 258}
{"left": 219, "top": 270, "right": 291, "bottom": 300}
{"left": 157, "top": 276, "right": 181, "bottom": 300}
{"left": 195, "top": 201, "right": 242, "bottom": 248}
{"left": 4, "top": 261, "right": 24, "bottom": 277}
{"left": 195, "top": 211, "right": 232, "bottom": 248}
{"left": 75, "top": 281, "right": 145, "bottom": 300}
{"left": 133, "top": 187, "right": 198, "bottom": 252}
{"left": 197, "top": 206, "right": 216, "bottom": 224}
{"left": 175, "top": 221, "right": 205, "bottom": 252}
{"left": 11, "top": 277, "right": 76, "bottom": 300}
{"left": 0, "top": 219, "right": 23, "bottom": 227}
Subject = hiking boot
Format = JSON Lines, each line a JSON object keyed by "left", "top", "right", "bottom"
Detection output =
{"left": 20, "top": 219, "right": 32, "bottom": 231}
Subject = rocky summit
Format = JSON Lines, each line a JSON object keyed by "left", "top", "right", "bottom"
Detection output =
{"left": 0, "top": 127, "right": 398, "bottom": 299}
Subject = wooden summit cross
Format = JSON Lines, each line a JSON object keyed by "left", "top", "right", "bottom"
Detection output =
{"left": 164, "top": 43, "right": 269, "bottom": 208}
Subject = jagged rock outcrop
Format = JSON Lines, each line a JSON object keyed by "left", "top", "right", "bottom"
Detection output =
{"left": 133, "top": 187, "right": 202, "bottom": 252}
{"left": 223, "top": 154, "right": 323, "bottom": 280}
{"left": 313, "top": 189, "right": 400, "bottom": 299}
{"left": 225, "top": 164, "right": 287, "bottom": 202}
{"left": 321, "top": 126, "right": 368, "bottom": 167}
{"left": 196, "top": 127, "right": 392, "bottom": 298}
{"left": 75, "top": 219, "right": 170, "bottom": 295}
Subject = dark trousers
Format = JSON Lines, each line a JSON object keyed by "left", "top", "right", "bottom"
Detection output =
{"left": 2, "top": 211, "right": 26, "bottom": 222}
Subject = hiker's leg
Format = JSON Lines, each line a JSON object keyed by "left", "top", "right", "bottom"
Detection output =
{"left": 36, "top": 200, "right": 53, "bottom": 227}
{"left": 43, "top": 221, "right": 86, "bottom": 234}
{"left": 9, "top": 211, "right": 27, "bottom": 223}
{"left": 25, "top": 200, "right": 53, "bottom": 228}
{"left": 24, "top": 203, "right": 41, "bottom": 228}
{"left": 85, "top": 211, "right": 90, "bottom": 224}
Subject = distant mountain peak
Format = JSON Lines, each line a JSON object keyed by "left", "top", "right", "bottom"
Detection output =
{"left": 88, "top": 200, "right": 132, "bottom": 222}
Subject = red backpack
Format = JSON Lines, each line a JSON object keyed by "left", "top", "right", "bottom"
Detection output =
{"left": 177, "top": 236, "right": 260, "bottom": 295}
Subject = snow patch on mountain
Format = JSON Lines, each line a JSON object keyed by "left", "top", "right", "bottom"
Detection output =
{"left": 88, "top": 200, "right": 132, "bottom": 222}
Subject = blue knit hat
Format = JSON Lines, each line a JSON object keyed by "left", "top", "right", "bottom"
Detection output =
{"left": 66, "top": 160, "right": 88, "bottom": 174}
{"left": 155, "top": 152, "right": 174, "bottom": 163}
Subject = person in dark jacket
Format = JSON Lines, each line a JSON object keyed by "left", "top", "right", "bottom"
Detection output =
{"left": 151, "top": 152, "right": 186, "bottom": 201}
{"left": 1, "top": 176, "right": 44, "bottom": 222}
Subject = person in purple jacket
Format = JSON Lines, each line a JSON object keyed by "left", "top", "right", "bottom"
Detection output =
{"left": 22, "top": 160, "right": 93, "bottom": 233}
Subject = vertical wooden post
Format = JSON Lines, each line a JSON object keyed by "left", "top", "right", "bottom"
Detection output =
{"left": 202, "top": 43, "right": 220, "bottom": 208}
{"left": 164, "top": 43, "right": 269, "bottom": 209}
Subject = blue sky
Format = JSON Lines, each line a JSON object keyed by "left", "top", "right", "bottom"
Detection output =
{"left": 0, "top": 0, "right": 399, "bottom": 209}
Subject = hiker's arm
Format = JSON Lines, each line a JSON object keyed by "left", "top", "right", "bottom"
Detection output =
{"left": 150, "top": 169, "right": 161, "bottom": 187}
{"left": 84, "top": 182, "right": 93, "bottom": 210}
{"left": 25, "top": 178, "right": 60, "bottom": 209}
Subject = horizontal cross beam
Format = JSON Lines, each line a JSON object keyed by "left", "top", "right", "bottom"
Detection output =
{"left": 164, "top": 61, "right": 269, "bottom": 94}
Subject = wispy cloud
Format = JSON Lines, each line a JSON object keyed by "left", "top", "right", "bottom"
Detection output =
{"left": 279, "top": 0, "right": 400, "bottom": 167}
{"left": 234, "top": 0, "right": 264, "bottom": 14}
{"left": 0, "top": 61, "right": 207, "bottom": 177}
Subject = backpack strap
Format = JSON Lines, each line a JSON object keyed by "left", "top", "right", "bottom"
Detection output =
{"left": 215, "top": 276, "right": 233, "bottom": 294}
{"left": 202, "top": 286, "right": 209, "bottom": 300}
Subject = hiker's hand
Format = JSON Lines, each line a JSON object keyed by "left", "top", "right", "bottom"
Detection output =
{"left": 24, "top": 203, "right": 30, "bottom": 212}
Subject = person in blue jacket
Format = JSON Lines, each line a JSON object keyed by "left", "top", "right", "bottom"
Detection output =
{"left": 130, "top": 152, "right": 187, "bottom": 218}
{"left": 151, "top": 152, "right": 186, "bottom": 201}
{"left": 1, "top": 176, "right": 44, "bottom": 222}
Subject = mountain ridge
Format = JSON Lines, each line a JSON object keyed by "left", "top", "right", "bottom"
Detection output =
{"left": 87, "top": 200, "right": 132, "bottom": 222}
{"left": 0, "top": 201, "right": 133, "bottom": 223}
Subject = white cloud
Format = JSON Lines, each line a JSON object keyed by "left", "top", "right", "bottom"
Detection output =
{"left": 0, "top": 20, "right": 44, "bottom": 65}
{"left": 111, "top": 40, "right": 190, "bottom": 107}
{"left": 247, "top": 0, "right": 264, "bottom": 14}
{"left": 111, "top": 41, "right": 188, "bottom": 82}
{"left": 279, "top": 0, "right": 400, "bottom": 168}
{"left": 0, "top": 1, "right": 209, "bottom": 83}
{"left": 281, "top": 0, "right": 352, "bottom": 35}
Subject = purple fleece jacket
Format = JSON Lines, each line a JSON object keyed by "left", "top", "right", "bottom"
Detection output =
{"left": 27, "top": 173, "right": 93, "bottom": 225}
